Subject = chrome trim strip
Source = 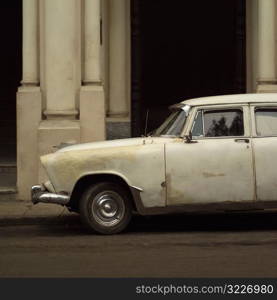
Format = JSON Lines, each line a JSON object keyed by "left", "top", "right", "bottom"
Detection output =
{"left": 130, "top": 185, "right": 143, "bottom": 192}
{"left": 169, "top": 104, "right": 191, "bottom": 116}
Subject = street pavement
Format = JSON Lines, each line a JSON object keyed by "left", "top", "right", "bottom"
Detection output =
{"left": 0, "top": 199, "right": 69, "bottom": 222}
{"left": 0, "top": 200, "right": 277, "bottom": 277}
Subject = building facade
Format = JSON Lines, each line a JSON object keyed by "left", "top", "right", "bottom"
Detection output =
{"left": 0, "top": 0, "right": 276, "bottom": 200}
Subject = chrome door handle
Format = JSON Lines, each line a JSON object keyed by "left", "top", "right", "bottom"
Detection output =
{"left": 234, "top": 138, "right": 249, "bottom": 144}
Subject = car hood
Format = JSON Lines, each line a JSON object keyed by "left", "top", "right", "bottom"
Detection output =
{"left": 57, "top": 137, "right": 169, "bottom": 153}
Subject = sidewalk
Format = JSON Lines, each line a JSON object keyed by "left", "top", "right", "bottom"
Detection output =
{"left": 0, "top": 199, "right": 72, "bottom": 225}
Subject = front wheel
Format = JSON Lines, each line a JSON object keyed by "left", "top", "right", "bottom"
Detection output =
{"left": 79, "top": 182, "right": 132, "bottom": 234}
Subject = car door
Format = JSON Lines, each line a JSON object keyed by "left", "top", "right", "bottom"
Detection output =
{"left": 251, "top": 104, "right": 277, "bottom": 202}
{"left": 165, "top": 104, "right": 255, "bottom": 206}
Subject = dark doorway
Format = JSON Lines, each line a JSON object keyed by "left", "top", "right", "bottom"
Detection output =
{"left": 131, "top": 0, "right": 246, "bottom": 136}
{"left": 0, "top": 1, "right": 22, "bottom": 163}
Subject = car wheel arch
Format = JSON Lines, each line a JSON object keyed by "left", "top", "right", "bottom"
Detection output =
{"left": 68, "top": 173, "right": 137, "bottom": 213}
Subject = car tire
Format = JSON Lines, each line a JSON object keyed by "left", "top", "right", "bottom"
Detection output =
{"left": 79, "top": 182, "right": 132, "bottom": 234}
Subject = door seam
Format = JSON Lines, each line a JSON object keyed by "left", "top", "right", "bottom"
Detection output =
{"left": 248, "top": 104, "right": 257, "bottom": 201}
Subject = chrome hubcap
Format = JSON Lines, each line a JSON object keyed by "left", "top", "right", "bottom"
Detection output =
{"left": 91, "top": 191, "right": 125, "bottom": 227}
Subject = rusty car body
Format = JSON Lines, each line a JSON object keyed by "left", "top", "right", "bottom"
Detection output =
{"left": 32, "top": 93, "right": 277, "bottom": 234}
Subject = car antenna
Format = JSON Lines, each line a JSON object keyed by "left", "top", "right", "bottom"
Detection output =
{"left": 144, "top": 109, "right": 149, "bottom": 137}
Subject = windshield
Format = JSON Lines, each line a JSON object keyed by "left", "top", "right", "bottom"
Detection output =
{"left": 151, "top": 109, "right": 187, "bottom": 137}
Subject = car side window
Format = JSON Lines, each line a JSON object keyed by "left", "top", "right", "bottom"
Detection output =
{"left": 255, "top": 108, "right": 277, "bottom": 136}
{"left": 192, "top": 108, "right": 244, "bottom": 138}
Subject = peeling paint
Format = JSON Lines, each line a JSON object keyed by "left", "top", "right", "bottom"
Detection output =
{"left": 203, "top": 172, "right": 225, "bottom": 178}
{"left": 166, "top": 138, "right": 255, "bottom": 205}
{"left": 41, "top": 137, "right": 169, "bottom": 208}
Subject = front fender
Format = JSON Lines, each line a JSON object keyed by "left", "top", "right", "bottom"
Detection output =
{"left": 41, "top": 143, "right": 166, "bottom": 208}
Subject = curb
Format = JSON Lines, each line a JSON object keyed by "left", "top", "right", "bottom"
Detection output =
{"left": 0, "top": 213, "right": 79, "bottom": 226}
{"left": 0, "top": 200, "right": 77, "bottom": 226}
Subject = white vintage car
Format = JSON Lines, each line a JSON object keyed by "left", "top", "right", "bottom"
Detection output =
{"left": 32, "top": 93, "right": 277, "bottom": 234}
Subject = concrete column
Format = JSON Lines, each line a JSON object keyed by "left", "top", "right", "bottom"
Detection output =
{"left": 38, "top": 0, "right": 81, "bottom": 182}
{"left": 83, "top": 0, "right": 101, "bottom": 84}
{"left": 102, "top": 0, "right": 110, "bottom": 113}
{"left": 22, "top": 0, "right": 39, "bottom": 86}
{"left": 257, "top": 0, "right": 277, "bottom": 92}
{"left": 17, "top": 0, "right": 42, "bottom": 199}
{"left": 108, "top": 0, "right": 128, "bottom": 117}
{"left": 80, "top": 0, "right": 106, "bottom": 142}
{"left": 43, "top": 0, "right": 78, "bottom": 118}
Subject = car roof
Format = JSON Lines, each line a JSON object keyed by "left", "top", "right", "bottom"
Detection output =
{"left": 180, "top": 93, "right": 277, "bottom": 107}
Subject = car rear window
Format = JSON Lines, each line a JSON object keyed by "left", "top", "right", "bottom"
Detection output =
{"left": 255, "top": 108, "right": 277, "bottom": 136}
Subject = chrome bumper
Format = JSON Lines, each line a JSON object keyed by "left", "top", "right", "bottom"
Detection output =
{"left": 31, "top": 185, "right": 70, "bottom": 206}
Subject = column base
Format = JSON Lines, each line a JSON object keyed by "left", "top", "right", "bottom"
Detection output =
{"left": 17, "top": 86, "right": 42, "bottom": 200}
{"left": 38, "top": 120, "right": 80, "bottom": 183}
{"left": 107, "top": 112, "right": 129, "bottom": 118}
{"left": 80, "top": 85, "right": 106, "bottom": 142}
{"left": 106, "top": 117, "right": 131, "bottom": 140}
{"left": 43, "top": 109, "right": 79, "bottom": 120}
{"left": 257, "top": 84, "right": 277, "bottom": 93}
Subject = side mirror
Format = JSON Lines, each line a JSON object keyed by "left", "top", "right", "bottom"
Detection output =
{"left": 184, "top": 131, "right": 197, "bottom": 143}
